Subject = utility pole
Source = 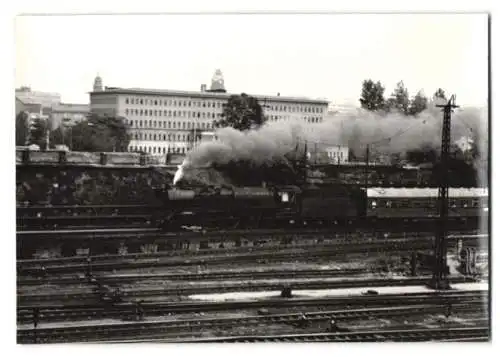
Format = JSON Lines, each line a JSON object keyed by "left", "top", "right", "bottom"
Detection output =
{"left": 365, "top": 145, "right": 370, "bottom": 191}
{"left": 428, "top": 95, "right": 459, "bottom": 290}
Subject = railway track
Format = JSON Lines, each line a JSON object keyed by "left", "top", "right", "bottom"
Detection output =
{"left": 18, "top": 236, "right": 486, "bottom": 275}
{"left": 17, "top": 290, "right": 487, "bottom": 323}
{"left": 17, "top": 276, "right": 479, "bottom": 304}
{"left": 17, "top": 301, "right": 487, "bottom": 343}
{"left": 19, "top": 268, "right": 374, "bottom": 286}
{"left": 172, "top": 327, "right": 489, "bottom": 343}
{"left": 18, "top": 231, "right": 485, "bottom": 267}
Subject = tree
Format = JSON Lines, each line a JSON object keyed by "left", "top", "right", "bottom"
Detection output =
{"left": 15, "top": 111, "right": 29, "bottom": 146}
{"left": 405, "top": 145, "right": 438, "bottom": 165}
{"left": 214, "top": 93, "right": 265, "bottom": 131}
{"left": 386, "top": 81, "right": 410, "bottom": 115}
{"left": 28, "top": 118, "right": 48, "bottom": 148}
{"left": 359, "top": 80, "right": 386, "bottom": 111}
{"left": 408, "top": 90, "right": 428, "bottom": 116}
{"left": 71, "top": 114, "right": 130, "bottom": 152}
{"left": 433, "top": 88, "right": 447, "bottom": 101}
{"left": 49, "top": 126, "right": 70, "bottom": 148}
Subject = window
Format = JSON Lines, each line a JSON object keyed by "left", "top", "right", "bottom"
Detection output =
{"left": 182, "top": 122, "right": 186, "bottom": 129}
{"left": 163, "top": 134, "right": 166, "bottom": 140}
{"left": 163, "top": 147, "right": 166, "bottom": 154}
{"left": 168, "top": 122, "right": 171, "bottom": 128}
{"left": 173, "top": 122, "right": 176, "bottom": 128}
{"left": 164, "top": 110, "right": 167, "bottom": 116}
{"left": 126, "top": 98, "right": 129, "bottom": 104}
{"left": 173, "top": 100, "right": 177, "bottom": 106}
{"left": 140, "top": 99, "right": 143, "bottom": 105}
{"left": 139, "top": 120, "right": 143, "bottom": 127}
{"left": 154, "top": 134, "right": 157, "bottom": 141}
{"left": 125, "top": 109, "right": 129, "bottom": 115}
{"left": 173, "top": 111, "right": 177, "bottom": 116}
{"left": 149, "top": 134, "right": 152, "bottom": 140}
{"left": 178, "top": 135, "right": 181, "bottom": 140}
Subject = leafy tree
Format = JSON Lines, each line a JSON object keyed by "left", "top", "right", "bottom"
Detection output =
{"left": 28, "top": 118, "right": 48, "bottom": 148}
{"left": 71, "top": 114, "right": 130, "bottom": 152}
{"left": 359, "top": 79, "right": 386, "bottom": 111}
{"left": 386, "top": 81, "right": 410, "bottom": 115}
{"left": 405, "top": 145, "right": 438, "bottom": 165}
{"left": 48, "top": 126, "right": 72, "bottom": 148}
{"left": 433, "top": 88, "right": 447, "bottom": 101}
{"left": 15, "top": 111, "right": 29, "bottom": 146}
{"left": 408, "top": 90, "right": 428, "bottom": 116}
{"left": 214, "top": 93, "right": 265, "bottom": 131}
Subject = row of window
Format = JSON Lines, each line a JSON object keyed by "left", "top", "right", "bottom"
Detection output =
{"left": 124, "top": 119, "right": 214, "bottom": 130}
{"left": 131, "top": 132, "right": 195, "bottom": 142}
{"left": 124, "top": 96, "right": 325, "bottom": 114}
{"left": 370, "top": 198, "right": 486, "bottom": 209}
{"left": 125, "top": 97, "right": 224, "bottom": 109}
{"left": 327, "top": 151, "right": 346, "bottom": 158}
{"left": 266, "top": 115, "right": 322, "bottom": 123}
{"left": 128, "top": 146, "right": 186, "bottom": 154}
{"left": 125, "top": 108, "right": 223, "bottom": 120}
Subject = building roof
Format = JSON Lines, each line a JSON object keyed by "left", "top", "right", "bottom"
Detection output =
{"left": 367, "top": 187, "right": 489, "bottom": 198}
{"left": 51, "top": 103, "right": 89, "bottom": 113}
{"left": 90, "top": 86, "right": 329, "bottom": 105}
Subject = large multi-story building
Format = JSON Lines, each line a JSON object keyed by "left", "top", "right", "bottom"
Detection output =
{"left": 49, "top": 103, "right": 90, "bottom": 129}
{"left": 15, "top": 86, "right": 89, "bottom": 130}
{"left": 89, "top": 71, "right": 329, "bottom": 155}
{"left": 15, "top": 86, "right": 61, "bottom": 108}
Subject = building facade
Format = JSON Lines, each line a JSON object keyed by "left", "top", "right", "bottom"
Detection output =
{"left": 15, "top": 86, "right": 61, "bottom": 108}
{"left": 49, "top": 103, "right": 90, "bottom": 129}
{"left": 89, "top": 72, "right": 329, "bottom": 155}
{"left": 325, "top": 145, "right": 349, "bottom": 164}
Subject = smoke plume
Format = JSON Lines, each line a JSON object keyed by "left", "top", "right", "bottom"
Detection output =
{"left": 185, "top": 105, "right": 487, "bottom": 169}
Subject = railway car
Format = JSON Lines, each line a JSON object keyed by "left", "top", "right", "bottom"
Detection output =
{"left": 366, "top": 187, "right": 489, "bottom": 219}
{"left": 298, "top": 185, "right": 364, "bottom": 225}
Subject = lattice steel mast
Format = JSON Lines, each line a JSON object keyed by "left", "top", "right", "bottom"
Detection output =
{"left": 429, "top": 95, "right": 459, "bottom": 290}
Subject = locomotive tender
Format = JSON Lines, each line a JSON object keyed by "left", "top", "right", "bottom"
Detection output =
{"left": 155, "top": 184, "right": 488, "bottom": 231}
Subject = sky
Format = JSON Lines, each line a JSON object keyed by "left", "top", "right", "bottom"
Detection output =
{"left": 15, "top": 13, "right": 488, "bottom": 107}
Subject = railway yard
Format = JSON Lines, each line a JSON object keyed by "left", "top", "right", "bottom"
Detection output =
{"left": 16, "top": 152, "right": 490, "bottom": 344}
{"left": 17, "top": 208, "right": 489, "bottom": 344}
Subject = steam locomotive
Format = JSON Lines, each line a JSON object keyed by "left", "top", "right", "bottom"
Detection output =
{"left": 154, "top": 184, "right": 488, "bottom": 231}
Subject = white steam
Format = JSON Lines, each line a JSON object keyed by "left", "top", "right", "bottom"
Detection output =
{"left": 183, "top": 106, "right": 487, "bottom": 170}
{"left": 173, "top": 159, "right": 188, "bottom": 186}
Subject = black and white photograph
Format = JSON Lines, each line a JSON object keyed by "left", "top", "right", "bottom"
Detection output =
{"left": 13, "top": 9, "right": 490, "bottom": 345}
